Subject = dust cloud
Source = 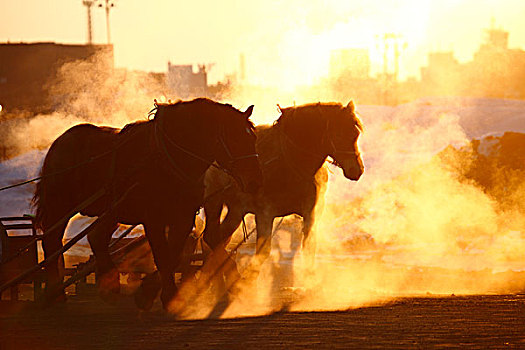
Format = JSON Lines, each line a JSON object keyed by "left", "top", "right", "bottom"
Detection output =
{"left": 0, "top": 51, "right": 166, "bottom": 159}
{"left": 1, "top": 51, "right": 524, "bottom": 319}
{"left": 170, "top": 89, "right": 525, "bottom": 319}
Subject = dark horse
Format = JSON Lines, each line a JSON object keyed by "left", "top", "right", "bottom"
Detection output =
{"left": 33, "top": 98, "right": 262, "bottom": 309}
{"left": 202, "top": 101, "right": 363, "bottom": 284}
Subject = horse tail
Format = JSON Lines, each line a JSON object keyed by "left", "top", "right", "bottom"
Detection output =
{"left": 32, "top": 151, "right": 55, "bottom": 231}
{"left": 31, "top": 170, "right": 46, "bottom": 231}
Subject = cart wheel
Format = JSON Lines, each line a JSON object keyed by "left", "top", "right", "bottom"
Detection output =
{"left": 0, "top": 224, "right": 8, "bottom": 263}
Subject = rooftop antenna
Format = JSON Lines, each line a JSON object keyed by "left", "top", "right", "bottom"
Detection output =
{"left": 82, "top": 0, "right": 95, "bottom": 44}
{"left": 98, "top": 0, "right": 115, "bottom": 44}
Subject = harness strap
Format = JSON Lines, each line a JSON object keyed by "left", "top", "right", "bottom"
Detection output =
{"left": 0, "top": 183, "right": 138, "bottom": 294}
{"left": 1, "top": 188, "right": 107, "bottom": 264}
{"left": 277, "top": 106, "right": 361, "bottom": 177}
{"left": 154, "top": 118, "right": 197, "bottom": 185}
{"left": 0, "top": 120, "right": 148, "bottom": 194}
{"left": 153, "top": 108, "right": 258, "bottom": 186}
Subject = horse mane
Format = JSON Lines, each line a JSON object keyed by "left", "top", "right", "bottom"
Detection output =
{"left": 275, "top": 102, "right": 363, "bottom": 132}
{"left": 151, "top": 98, "right": 256, "bottom": 130}
{"left": 120, "top": 119, "right": 150, "bottom": 135}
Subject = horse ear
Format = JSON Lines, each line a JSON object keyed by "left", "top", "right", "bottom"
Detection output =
{"left": 243, "top": 105, "right": 254, "bottom": 119}
{"left": 346, "top": 100, "right": 355, "bottom": 112}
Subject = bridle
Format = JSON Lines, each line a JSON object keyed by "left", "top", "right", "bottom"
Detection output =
{"left": 216, "top": 126, "right": 259, "bottom": 170}
{"left": 325, "top": 119, "right": 362, "bottom": 159}
{"left": 277, "top": 105, "right": 361, "bottom": 170}
{"left": 152, "top": 105, "right": 258, "bottom": 184}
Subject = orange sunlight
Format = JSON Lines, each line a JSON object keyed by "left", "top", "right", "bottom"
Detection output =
{"left": 2, "top": 0, "right": 525, "bottom": 90}
{"left": 1, "top": 0, "right": 525, "bottom": 327}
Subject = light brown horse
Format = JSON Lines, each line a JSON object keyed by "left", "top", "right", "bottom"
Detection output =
{"left": 202, "top": 101, "right": 363, "bottom": 284}
{"left": 33, "top": 98, "right": 262, "bottom": 309}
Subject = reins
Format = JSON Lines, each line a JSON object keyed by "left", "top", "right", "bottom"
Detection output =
{"left": 151, "top": 103, "right": 258, "bottom": 186}
{"left": 153, "top": 116, "right": 200, "bottom": 185}
{"left": 1, "top": 102, "right": 256, "bottom": 204}
{"left": 0, "top": 120, "right": 147, "bottom": 194}
{"left": 277, "top": 105, "right": 361, "bottom": 173}
{"left": 275, "top": 106, "right": 329, "bottom": 180}
{"left": 0, "top": 148, "right": 117, "bottom": 193}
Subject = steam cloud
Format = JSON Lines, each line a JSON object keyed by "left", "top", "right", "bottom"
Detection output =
{"left": 0, "top": 51, "right": 167, "bottom": 159}
{"left": 187, "top": 86, "right": 525, "bottom": 318}
{"left": 1, "top": 53, "right": 524, "bottom": 318}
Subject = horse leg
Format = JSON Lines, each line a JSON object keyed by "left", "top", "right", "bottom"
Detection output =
{"left": 201, "top": 199, "right": 226, "bottom": 286}
{"left": 217, "top": 208, "right": 246, "bottom": 290}
{"left": 137, "top": 213, "right": 195, "bottom": 311}
{"left": 249, "top": 214, "right": 275, "bottom": 280}
{"left": 301, "top": 213, "right": 317, "bottom": 272}
{"left": 134, "top": 221, "right": 168, "bottom": 311}
{"left": 87, "top": 217, "right": 119, "bottom": 300}
{"left": 164, "top": 213, "right": 195, "bottom": 308}
{"left": 202, "top": 198, "right": 223, "bottom": 255}
{"left": 204, "top": 206, "right": 244, "bottom": 297}
{"left": 41, "top": 215, "right": 69, "bottom": 303}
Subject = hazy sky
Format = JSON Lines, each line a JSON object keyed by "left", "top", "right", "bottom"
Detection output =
{"left": 1, "top": 0, "right": 525, "bottom": 89}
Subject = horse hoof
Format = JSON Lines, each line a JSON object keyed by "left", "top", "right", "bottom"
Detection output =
{"left": 134, "top": 272, "right": 161, "bottom": 311}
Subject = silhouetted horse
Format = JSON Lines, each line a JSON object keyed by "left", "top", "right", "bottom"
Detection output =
{"left": 33, "top": 98, "right": 262, "bottom": 309}
{"left": 202, "top": 101, "right": 363, "bottom": 284}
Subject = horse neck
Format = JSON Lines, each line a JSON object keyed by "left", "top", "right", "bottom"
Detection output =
{"left": 277, "top": 112, "right": 328, "bottom": 177}
{"left": 153, "top": 114, "right": 218, "bottom": 184}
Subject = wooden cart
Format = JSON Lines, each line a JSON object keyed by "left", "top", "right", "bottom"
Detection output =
{"left": 0, "top": 216, "right": 45, "bottom": 301}
{"left": 0, "top": 214, "right": 208, "bottom": 302}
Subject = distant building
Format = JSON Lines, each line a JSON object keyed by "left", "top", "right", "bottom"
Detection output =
{"left": 420, "top": 51, "right": 462, "bottom": 96}
{"left": 329, "top": 48, "right": 371, "bottom": 79}
{"left": 320, "top": 23, "right": 525, "bottom": 105}
{"left": 166, "top": 63, "right": 208, "bottom": 99}
{"left": 467, "top": 26, "right": 525, "bottom": 99}
{"left": 0, "top": 42, "right": 113, "bottom": 114}
{"left": 327, "top": 48, "right": 382, "bottom": 104}
{"left": 419, "top": 24, "right": 525, "bottom": 99}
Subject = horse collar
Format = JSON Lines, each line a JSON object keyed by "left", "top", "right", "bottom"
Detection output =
{"left": 153, "top": 116, "right": 208, "bottom": 186}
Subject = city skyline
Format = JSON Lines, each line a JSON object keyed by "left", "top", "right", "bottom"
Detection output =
{"left": 1, "top": 0, "right": 525, "bottom": 90}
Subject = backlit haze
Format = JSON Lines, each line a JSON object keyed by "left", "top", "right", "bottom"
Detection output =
{"left": 1, "top": 0, "right": 525, "bottom": 318}
{"left": 2, "top": 0, "right": 525, "bottom": 88}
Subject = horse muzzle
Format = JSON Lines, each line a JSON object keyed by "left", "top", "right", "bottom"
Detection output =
{"left": 340, "top": 159, "right": 364, "bottom": 181}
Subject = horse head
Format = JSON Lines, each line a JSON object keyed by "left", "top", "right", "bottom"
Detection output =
{"left": 324, "top": 101, "right": 364, "bottom": 181}
{"left": 214, "top": 104, "right": 263, "bottom": 194}
{"left": 153, "top": 99, "right": 262, "bottom": 193}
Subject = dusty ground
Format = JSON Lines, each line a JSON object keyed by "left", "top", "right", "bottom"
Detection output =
{"left": 1, "top": 289, "right": 524, "bottom": 349}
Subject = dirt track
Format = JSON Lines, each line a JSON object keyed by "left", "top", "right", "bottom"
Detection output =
{"left": 1, "top": 292, "right": 524, "bottom": 349}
